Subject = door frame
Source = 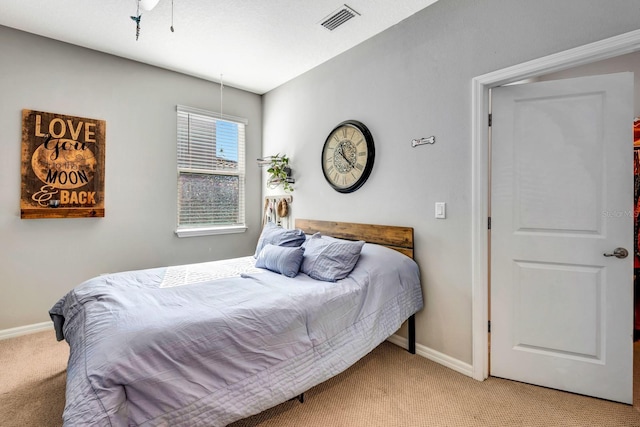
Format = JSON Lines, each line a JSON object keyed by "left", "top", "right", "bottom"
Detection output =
{"left": 471, "top": 28, "right": 640, "bottom": 381}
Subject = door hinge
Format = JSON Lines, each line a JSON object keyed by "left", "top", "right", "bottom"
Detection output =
{"left": 488, "top": 320, "right": 491, "bottom": 333}
{"left": 488, "top": 217, "right": 491, "bottom": 230}
{"left": 488, "top": 113, "right": 492, "bottom": 127}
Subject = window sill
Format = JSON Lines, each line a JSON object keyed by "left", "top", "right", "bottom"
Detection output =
{"left": 175, "top": 225, "right": 247, "bottom": 238}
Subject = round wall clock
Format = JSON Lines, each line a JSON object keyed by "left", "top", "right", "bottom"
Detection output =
{"left": 321, "top": 120, "right": 375, "bottom": 193}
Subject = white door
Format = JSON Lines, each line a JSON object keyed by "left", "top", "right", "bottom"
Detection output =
{"left": 490, "top": 72, "right": 634, "bottom": 404}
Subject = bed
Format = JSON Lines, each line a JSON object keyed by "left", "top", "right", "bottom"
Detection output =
{"left": 49, "top": 219, "right": 423, "bottom": 426}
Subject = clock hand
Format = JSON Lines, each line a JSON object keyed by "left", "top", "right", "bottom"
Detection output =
{"left": 338, "top": 149, "right": 355, "bottom": 169}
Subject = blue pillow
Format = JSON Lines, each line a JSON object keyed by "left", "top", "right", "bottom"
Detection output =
{"left": 256, "top": 244, "right": 305, "bottom": 278}
{"left": 254, "top": 222, "right": 306, "bottom": 258}
{"left": 301, "top": 233, "right": 365, "bottom": 282}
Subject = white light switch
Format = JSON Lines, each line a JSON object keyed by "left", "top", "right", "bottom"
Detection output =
{"left": 435, "top": 202, "right": 446, "bottom": 219}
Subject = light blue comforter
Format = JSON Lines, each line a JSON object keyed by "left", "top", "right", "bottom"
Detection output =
{"left": 50, "top": 243, "right": 423, "bottom": 426}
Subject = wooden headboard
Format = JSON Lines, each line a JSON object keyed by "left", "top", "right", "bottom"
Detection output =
{"left": 295, "top": 219, "right": 414, "bottom": 259}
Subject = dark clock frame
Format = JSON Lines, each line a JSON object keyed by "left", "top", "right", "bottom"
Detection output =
{"left": 322, "top": 120, "right": 375, "bottom": 193}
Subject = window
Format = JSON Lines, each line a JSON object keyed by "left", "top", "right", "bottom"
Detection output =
{"left": 176, "top": 105, "right": 247, "bottom": 237}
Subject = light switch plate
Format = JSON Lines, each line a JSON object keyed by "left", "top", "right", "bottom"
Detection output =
{"left": 435, "top": 202, "right": 446, "bottom": 219}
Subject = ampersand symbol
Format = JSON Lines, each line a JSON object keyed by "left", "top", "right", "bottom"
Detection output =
{"left": 32, "top": 185, "right": 59, "bottom": 207}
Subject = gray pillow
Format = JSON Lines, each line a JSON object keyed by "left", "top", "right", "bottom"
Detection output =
{"left": 256, "top": 244, "right": 305, "bottom": 278}
{"left": 254, "top": 222, "right": 306, "bottom": 258}
{"left": 301, "top": 233, "right": 365, "bottom": 282}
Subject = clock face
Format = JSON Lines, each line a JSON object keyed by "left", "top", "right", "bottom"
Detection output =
{"left": 322, "top": 120, "right": 375, "bottom": 193}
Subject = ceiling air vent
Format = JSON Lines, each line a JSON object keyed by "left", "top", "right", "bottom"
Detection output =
{"left": 320, "top": 5, "right": 360, "bottom": 31}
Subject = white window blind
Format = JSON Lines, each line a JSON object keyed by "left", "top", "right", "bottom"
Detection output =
{"left": 176, "top": 105, "right": 247, "bottom": 236}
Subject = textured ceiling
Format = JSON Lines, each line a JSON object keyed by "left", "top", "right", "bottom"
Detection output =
{"left": 0, "top": 0, "right": 438, "bottom": 94}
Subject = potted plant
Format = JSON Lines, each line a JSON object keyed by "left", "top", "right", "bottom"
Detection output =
{"left": 264, "top": 154, "right": 294, "bottom": 192}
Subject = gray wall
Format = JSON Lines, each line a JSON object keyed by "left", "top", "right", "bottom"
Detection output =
{"left": 262, "top": 0, "right": 640, "bottom": 365}
{"left": 0, "top": 26, "right": 263, "bottom": 330}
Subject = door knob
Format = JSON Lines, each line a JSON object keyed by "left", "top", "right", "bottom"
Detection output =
{"left": 603, "top": 247, "right": 628, "bottom": 259}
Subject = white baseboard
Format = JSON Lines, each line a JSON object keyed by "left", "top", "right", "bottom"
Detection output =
{"left": 387, "top": 334, "right": 474, "bottom": 378}
{"left": 0, "top": 321, "right": 54, "bottom": 341}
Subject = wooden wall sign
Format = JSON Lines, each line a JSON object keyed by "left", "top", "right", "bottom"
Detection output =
{"left": 20, "top": 109, "right": 106, "bottom": 219}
